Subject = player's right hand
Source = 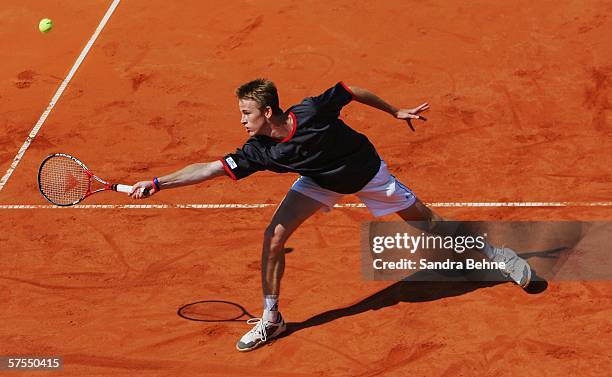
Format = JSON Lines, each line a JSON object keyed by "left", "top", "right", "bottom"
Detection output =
{"left": 129, "top": 181, "right": 155, "bottom": 199}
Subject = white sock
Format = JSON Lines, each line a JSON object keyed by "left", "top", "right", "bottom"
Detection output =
{"left": 263, "top": 295, "right": 279, "bottom": 322}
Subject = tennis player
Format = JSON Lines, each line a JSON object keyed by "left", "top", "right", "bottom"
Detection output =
{"left": 129, "top": 79, "right": 532, "bottom": 352}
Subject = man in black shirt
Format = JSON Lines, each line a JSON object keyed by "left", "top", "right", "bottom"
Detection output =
{"left": 130, "top": 79, "right": 531, "bottom": 352}
{"left": 222, "top": 81, "right": 381, "bottom": 194}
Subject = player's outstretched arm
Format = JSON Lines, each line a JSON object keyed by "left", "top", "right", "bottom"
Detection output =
{"left": 347, "top": 85, "right": 429, "bottom": 131}
{"left": 129, "top": 160, "right": 226, "bottom": 199}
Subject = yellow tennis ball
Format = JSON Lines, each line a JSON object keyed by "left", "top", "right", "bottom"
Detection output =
{"left": 39, "top": 18, "right": 53, "bottom": 33}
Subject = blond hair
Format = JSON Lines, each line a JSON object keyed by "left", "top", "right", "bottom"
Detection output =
{"left": 236, "top": 78, "right": 283, "bottom": 116}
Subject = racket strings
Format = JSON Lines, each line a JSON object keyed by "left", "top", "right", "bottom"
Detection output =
{"left": 39, "top": 156, "right": 90, "bottom": 205}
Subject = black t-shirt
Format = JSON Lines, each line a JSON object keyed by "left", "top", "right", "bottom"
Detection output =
{"left": 220, "top": 82, "right": 381, "bottom": 194}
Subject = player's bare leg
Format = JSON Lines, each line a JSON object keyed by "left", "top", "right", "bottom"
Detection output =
{"left": 262, "top": 190, "right": 323, "bottom": 297}
{"left": 396, "top": 199, "right": 531, "bottom": 288}
{"left": 396, "top": 198, "right": 444, "bottom": 225}
{"left": 237, "top": 190, "right": 324, "bottom": 352}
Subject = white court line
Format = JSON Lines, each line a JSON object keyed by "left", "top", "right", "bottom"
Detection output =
{"left": 1, "top": 202, "right": 612, "bottom": 209}
{"left": 0, "top": 0, "right": 121, "bottom": 193}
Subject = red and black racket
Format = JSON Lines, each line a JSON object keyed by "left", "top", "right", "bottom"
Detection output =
{"left": 38, "top": 153, "right": 133, "bottom": 206}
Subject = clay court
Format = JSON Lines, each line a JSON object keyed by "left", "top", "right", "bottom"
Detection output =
{"left": 1, "top": 0, "right": 611, "bottom": 375}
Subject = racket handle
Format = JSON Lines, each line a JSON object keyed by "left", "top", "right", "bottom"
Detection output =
{"left": 113, "top": 184, "right": 133, "bottom": 194}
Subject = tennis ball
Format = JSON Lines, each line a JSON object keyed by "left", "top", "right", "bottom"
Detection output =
{"left": 39, "top": 18, "right": 53, "bottom": 33}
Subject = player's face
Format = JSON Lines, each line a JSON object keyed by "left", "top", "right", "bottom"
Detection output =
{"left": 239, "top": 99, "right": 270, "bottom": 137}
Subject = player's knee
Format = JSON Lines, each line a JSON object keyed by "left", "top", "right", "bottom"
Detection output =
{"left": 264, "top": 224, "right": 287, "bottom": 253}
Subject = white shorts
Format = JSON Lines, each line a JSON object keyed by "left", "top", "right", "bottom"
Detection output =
{"left": 290, "top": 161, "right": 417, "bottom": 217}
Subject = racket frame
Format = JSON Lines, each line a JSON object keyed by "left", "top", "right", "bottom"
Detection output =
{"left": 38, "top": 153, "right": 132, "bottom": 206}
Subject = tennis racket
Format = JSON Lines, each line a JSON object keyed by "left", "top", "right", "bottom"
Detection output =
{"left": 38, "top": 153, "right": 134, "bottom": 206}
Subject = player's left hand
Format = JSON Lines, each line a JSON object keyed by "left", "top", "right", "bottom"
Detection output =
{"left": 395, "top": 103, "right": 429, "bottom": 131}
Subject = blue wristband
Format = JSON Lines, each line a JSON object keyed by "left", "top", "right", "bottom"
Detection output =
{"left": 153, "top": 177, "right": 161, "bottom": 191}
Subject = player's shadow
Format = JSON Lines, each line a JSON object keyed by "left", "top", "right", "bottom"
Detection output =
{"left": 521, "top": 246, "right": 567, "bottom": 260}
{"left": 280, "top": 269, "right": 547, "bottom": 338}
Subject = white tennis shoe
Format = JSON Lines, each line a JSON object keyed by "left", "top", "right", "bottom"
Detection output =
{"left": 491, "top": 247, "right": 532, "bottom": 288}
{"left": 236, "top": 312, "right": 286, "bottom": 352}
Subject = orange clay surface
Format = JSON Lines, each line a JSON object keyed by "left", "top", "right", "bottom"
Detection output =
{"left": 1, "top": 1, "right": 611, "bottom": 376}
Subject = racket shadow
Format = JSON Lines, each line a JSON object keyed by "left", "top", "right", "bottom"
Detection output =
{"left": 177, "top": 300, "right": 256, "bottom": 322}
{"left": 176, "top": 249, "right": 295, "bottom": 323}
